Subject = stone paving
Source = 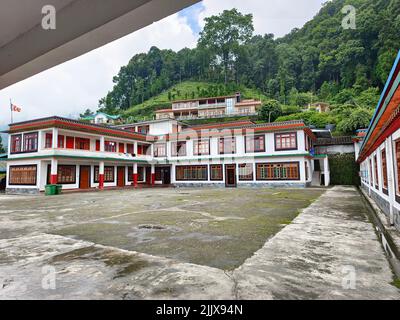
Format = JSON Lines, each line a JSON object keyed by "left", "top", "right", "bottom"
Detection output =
{"left": 0, "top": 186, "right": 399, "bottom": 299}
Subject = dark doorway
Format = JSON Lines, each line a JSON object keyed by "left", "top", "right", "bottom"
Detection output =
{"left": 79, "top": 166, "right": 91, "bottom": 189}
{"left": 117, "top": 166, "right": 125, "bottom": 187}
{"left": 146, "top": 167, "right": 151, "bottom": 184}
{"left": 156, "top": 167, "right": 171, "bottom": 185}
{"left": 225, "top": 164, "right": 237, "bottom": 187}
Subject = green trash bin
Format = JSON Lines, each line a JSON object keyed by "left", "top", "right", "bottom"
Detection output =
{"left": 55, "top": 184, "right": 62, "bottom": 195}
{"left": 45, "top": 184, "right": 57, "bottom": 196}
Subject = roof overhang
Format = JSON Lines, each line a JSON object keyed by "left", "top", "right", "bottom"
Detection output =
{"left": 0, "top": 0, "right": 199, "bottom": 90}
{"left": 357, "top": 51, "right": 400, "bottom": 163}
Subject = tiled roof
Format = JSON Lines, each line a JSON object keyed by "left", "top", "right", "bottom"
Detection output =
{"left": 315, "top": 136, "right": 353, "bottom": 146}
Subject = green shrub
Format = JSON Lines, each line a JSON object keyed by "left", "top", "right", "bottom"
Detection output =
{"left": 329, "top": 153, "right": 360, "bottom": 186}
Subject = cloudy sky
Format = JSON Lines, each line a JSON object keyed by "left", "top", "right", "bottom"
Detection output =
{"left": 0, "top": 0, "right": 326, "bottom": 136}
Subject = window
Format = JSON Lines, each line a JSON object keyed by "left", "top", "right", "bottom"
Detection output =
{"left": 138, "top": 144, "right": 150, "bottom": 155}
{"left": 137, "top": 125, "right": 149, "bottom": 134}
{"left": 154, "top": 143, "right": 166, "bottom": 157}
{"left": 127, "top": 167, "right": 133, "bottom": 182}
{"left": 245, "top": 135, "right": 265, "bottom": 153}
{"left": 75, "top": 138, "right": 90, "bottom": 150}
{"left": 45, "top": 133, "right": 52, "bottom": 148}
{"left": 66, "top": 136, "right": 74, "bottom": 149}
{"left": 10, "top": 134, "right": 22, "bottom": 153}
{"left": 193, "top": 139, "right": 210, "bottom": 155}
{"left": 22, "top": 132, "right": 38, "bottom": 153}
{"left": 127, "top": 144, "right": 134, "bottom": 154}
{"left": 58, "top": 135, "right": 65, "bottom": 148}
{"left": 9, "top": 165, "right": 37, "bottom": 185}
{"left": 381, "top": 149, "right": 388, "bottom": 194}
{"left": 239, "top": 164, "right": 254, "bottom": 180}
{"left": 275, "top": 133, "right": 297, "bottom": 151}
{"left": 105, "top": 141, "right": 117, "bottom": 152}
{"left": 395, "top": 140, "right": 400, "bottom": 201}
{"left": 94, "top": 166, "right": 115, "bottom": 182}
{"left": 374, "top": 154, "right": 379, "bottom": 189}
{"left": 219, "top": 137, "right": 236, "bottom": 154}
{"left": 118, "top": 143, "right": 125, "bottom": 153}
{"left": 305, "top": 162, "right": 309, "bottom": 181}
{"left": 210, "top": 165, "right": 223, "bottom": 181}
{"left": 369, "top": 158, "right": 373, "bottom": 186}
{"left": 172, "top": 141, "right": 186, "bottom": 157}
{"left": 57, "top": 165, "right": 76, "bottom": 184}
{"left": 138, "top": 167, "right": 144, "bottom": 181}
{"left": 176, "top": 165, "right": 208, "bottom": 181}
{"left": 256, "top": 162, "right": 300, "bottom": 180}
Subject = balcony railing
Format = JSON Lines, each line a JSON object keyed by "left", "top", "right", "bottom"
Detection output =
{"left": 176, "top": 111, "right": 258, "bottom": 121}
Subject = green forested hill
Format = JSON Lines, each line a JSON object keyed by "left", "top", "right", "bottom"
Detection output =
{"left": 122, "top": 81, "right": 268, "bottom": 121}
{"left": 97, "top": 0, "right": 400, "bottom": 131}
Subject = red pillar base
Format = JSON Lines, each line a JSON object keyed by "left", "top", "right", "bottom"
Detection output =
{"left": 133, "top": 173, "right": 138, "bottom": 188}
{"left": 151, "top": 173, "right": 155, "bottom": 186}
{"left": 50, "top": 174, "right": 58, "bottom": 184}
{"left": 99, "top": 174, "right": 104, "bottom": 190}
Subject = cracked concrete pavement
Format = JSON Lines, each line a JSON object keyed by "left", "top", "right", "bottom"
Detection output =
{"left": 0, "top": 186, "right": 399, "bottom": 299}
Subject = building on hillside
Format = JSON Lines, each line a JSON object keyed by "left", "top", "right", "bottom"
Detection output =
{"left": 155, "top": 92, "right": 262, "bottom": 120}
{"left": 81, "top": 112, "right": 122, "bottom": 125}
{"left": 307, "top": 102, "right": 330, "bottom": 113}
{"left": 3, "top": 115, "right": 332, "bottom": 194}
{"left": 356, "top": 50, "right": 400, "bottom": 231}
{"left": 314, "top": 135, "right": 355, "bottom": 155}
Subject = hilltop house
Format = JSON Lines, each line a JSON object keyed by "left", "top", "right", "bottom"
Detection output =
{"left": 4, "top": 115, "right": 331, "bottom": 194}
{"left": 356, "top": 51, "right": 400, "bottom": 232}
{"left": 81, "top": 112, "right": 122, "bottom": 125}
{"left": 155, "top": 92, "right": 262, "bottom": 120}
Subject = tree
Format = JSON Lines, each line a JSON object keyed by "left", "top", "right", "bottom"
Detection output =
{"left": 259, "top": 100, "right": 282, "bottom": 122}
{"left": 80, "top": 108, "right": 94, "bottom": 118}
{"left": 198, "top": 9, "right": 254, "bottom": 84}
{"left": 0, "top": 136, "right": 5, "bottom": 154}
{"left": 337, "top": 108, "right": 373, "bottom": 133}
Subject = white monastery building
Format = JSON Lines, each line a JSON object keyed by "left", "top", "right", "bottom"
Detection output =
{"left": 4, "top": 116, "right": 330, "bottom": 193}
{"left": 356, "top": 51, "right": 400, "bottom": 232}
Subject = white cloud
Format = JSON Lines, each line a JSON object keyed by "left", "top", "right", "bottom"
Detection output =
{"left": 198, "top": 0, "right": 325, "bottom": 38}
{"left": 0, "top": 12, "right": 197, "bottom": 127}
{"left": 0, "top": 0, "right": 326, "bottom": 132}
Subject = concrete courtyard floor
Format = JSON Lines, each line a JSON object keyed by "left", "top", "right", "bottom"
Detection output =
{"left": 0, "top": 186, "right": 399, "bottom": 299}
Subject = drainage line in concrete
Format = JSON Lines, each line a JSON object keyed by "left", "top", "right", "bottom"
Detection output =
{"left": 358, "top": 187, "right": 400, "bottom": 278}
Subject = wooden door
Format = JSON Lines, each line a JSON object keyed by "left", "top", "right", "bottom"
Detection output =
{"left": 79, "top": 166, "right": 91, "bottom": 189}
{"left": 225, "top": 164, "right": 237, "bottom": 187}
{"left": 117, "top": 166, "right": 125, "bottom": 187}
{"left": 146, "top": 167, "right": 151, "bottom": 184}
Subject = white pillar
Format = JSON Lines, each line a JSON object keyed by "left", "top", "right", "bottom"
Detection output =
{"left": 324, "top": 156, "right": 330, "bottom": 187}
{"left": 100, "top": 136, "right": 105, "bottom": 152}
{"left": 134, "top": 142, "right": 138, "bottom": 156}
{"left": 7, "top": 134, "right": 11, "bottom": 156}
{"left": 52, "top": 127, "right": 58, "bottom": 149}
{"left": 386, "top": 138, "right": 395, "bottom": 225}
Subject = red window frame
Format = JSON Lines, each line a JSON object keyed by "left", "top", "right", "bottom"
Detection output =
{"left": 374, "top": 154, "right": 379, "bottom": 189}
{"left": 104, "top": 141, "right": 117, "bottom": 152}
{"left": 381, "top": 149, "right": 388, "bottom": 194}
{"left": 210, "top": 164, "right": 223, "bottom": 181}
{"left": 119, "top": 143, "right": 125, "bottom": 153}
{"left": 239, "top": 163, "right": 254, "bottom": 181}
{"left": 58, "top": 135, "right": 65, "bottom": 148}
{"left": 193, "top": 139, "right": 210, "bottom": 156}
{"left": 45, "top": 133, "right": 53, "bottom": 148}
{"left": 256, "top": 162, "right": 300, "bottom": 181}
{"left": 245, "top": 135, "right": 265, "bottom": 153}
{"left": 75, "top": 137, "right": 90, "bottom": 150}
{"left": 172, "top": 141, "right": 186, "bottom": 157}
{"left": 127, "top": 144, "right": 134, "bottom": 154}
{"left": 154, "top": 143, "right": 166, "bottom": 157}
{"left": 23, "top": 132, "right": 38, "bottom": 153}
{"left": 66, "top": 136, "right": 75, "bottom": 149}
{"left": 275, "top": 132, "right": 297, "bottom": 151}
{"left": 219, "top": 137, "right": 236, "bottom": 154}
